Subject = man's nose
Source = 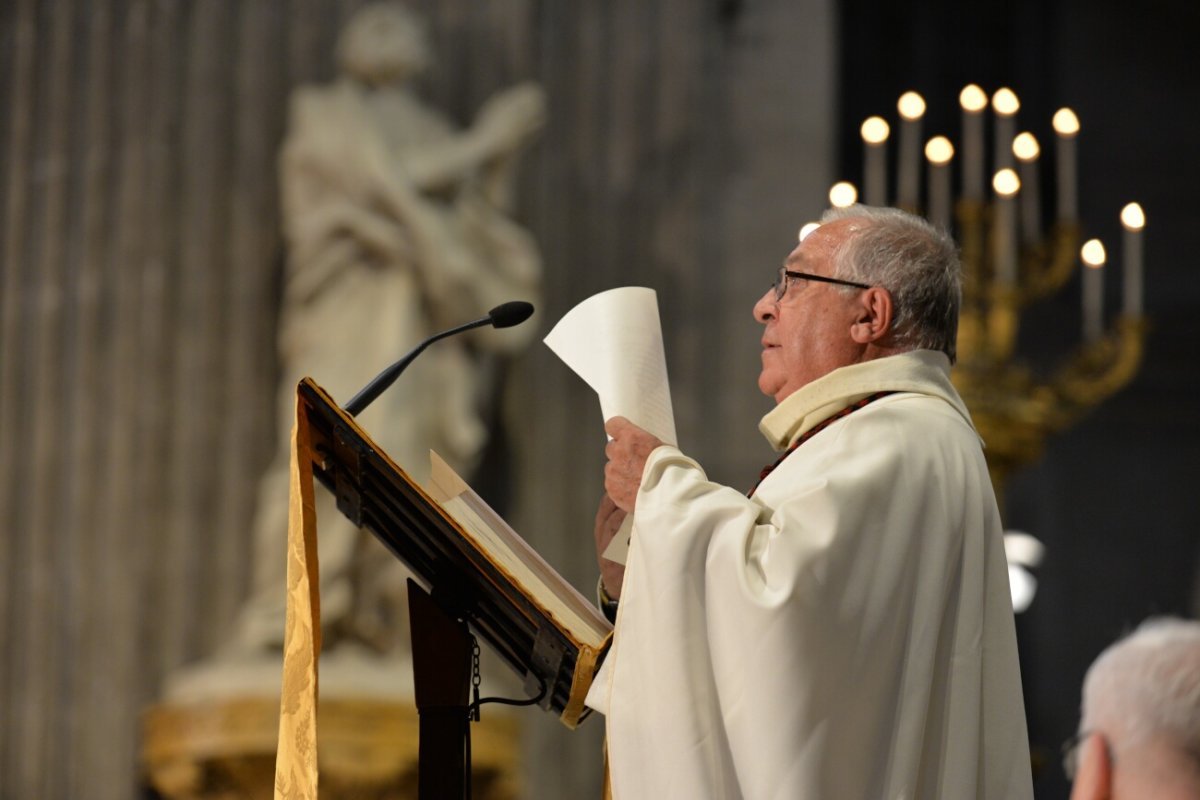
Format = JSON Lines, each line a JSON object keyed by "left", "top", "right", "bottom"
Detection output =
{"left": 753, "top": 289, "right": 777, "bottom": 323}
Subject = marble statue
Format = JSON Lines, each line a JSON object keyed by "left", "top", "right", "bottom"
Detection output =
{"left": 174, "top": 4, "right": 544, "bottom": 696}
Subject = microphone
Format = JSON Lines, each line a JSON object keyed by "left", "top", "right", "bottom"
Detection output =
{"left": 487, "top": 300, "right": 535, "bottom": 329}
{"left": 343, "top": 301, "right": 534, "bottom": 417}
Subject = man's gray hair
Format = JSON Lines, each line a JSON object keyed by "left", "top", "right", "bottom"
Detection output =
{"left": 820, "top": 205, "right": 961, "bottom": 362}
{"left": 1080, "top": 617, "right": 1200, "bottom": 759}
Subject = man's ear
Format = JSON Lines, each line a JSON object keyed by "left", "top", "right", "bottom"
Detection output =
{"left": 1069, "top": 733, "right": 1112, "bottom": 800}
{"left": 849, "top": 286, "right": 894, "bottom": 345}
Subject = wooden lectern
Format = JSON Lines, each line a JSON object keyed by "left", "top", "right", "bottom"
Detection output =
{"left": 297, "top": 378, "right": 611, "bottom": 797}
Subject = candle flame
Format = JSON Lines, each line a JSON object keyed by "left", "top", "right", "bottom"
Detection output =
{"left": 1053, "top": 108, "right": 1080, "bottom": 137}
{"left": 829, "top": 181, "right": 858, "bottom": 208}
{"left": 1081, "top": 239, "right": 1106, "bottom": 267}
{"left": 861, "top": 116, "right": 890, "bottom": 144}
{"left": 992, "top": 87, "right": 1020, "bottom": 116}
{"left": 1012, "top": 132, "right": 1040, "bottom": 162}
{"left": 1120, "top": 202, "right": 1145, "bottom": 231}
{"left": 897, "top": 91, "right": 926, "bottom": 121}
{"left": 992, "top": 168, "right": 1020, "bottom": 197}
{"left": 798, "top": 222, "right": 821, "bottom": 242}
{"left": 924, "top": 136, "right": 954, "bottom": 165}
{"left": 959, "top": 84, "right": 988, "bottom": 112}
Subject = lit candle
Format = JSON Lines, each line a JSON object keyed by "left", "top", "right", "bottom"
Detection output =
{"left": 993, "top": 168, "right": 1021, "bottom": 287}
{"left": 1120, "top": 202, "right": 1145, "bottom": 317}
{"left": 960, "top": 84, "right": 988, "bottom": 201}
{"left": 829, "top": 181, "right": 858, "bottom": 208}
{"left": 1081, "top": 238, "right": 1106, "bottom": 342}
{"left": 925, "top": 136, "right": 954, "bottom": 231}
{"left": 896, "top": 91, "right": 926, "bottom": 210}
{"left": 992, "top": 88, "right": 1020, "bottom": 171}
{"left": 1053, "top": 108, "right": 1080, "bottom": 222}
{"left": 861, "top": 116, "right": 890, "bottom": 206}
{"left": 1012, "top": 132, "right": 1042, "bottom": 244}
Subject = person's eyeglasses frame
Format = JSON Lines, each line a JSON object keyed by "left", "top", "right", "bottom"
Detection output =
{"left": 772, "top": 267, "right": 872, "bottom": 302}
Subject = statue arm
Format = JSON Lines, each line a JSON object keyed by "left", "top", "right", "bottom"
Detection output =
{"left": 397, "top": 83, "right": 546, "bottom": 195}
{"left": 282, "top": 199, "right": 414, "bottom": 304}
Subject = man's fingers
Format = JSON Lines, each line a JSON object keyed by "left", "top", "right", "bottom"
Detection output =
{"left": 594, "top": 494, "right": 626, "bottom": 552}
{"left": 604, "top": 416, "right": 632, "bottom": 438}
{"left": 604, "top": 474, "right": 634, "bottom": 513}
{"left": 604, "top": 417, "right": 657, "bottom": 515}
{"left": 595, "top": 493, "right": 622, "bottom": 527}
{"left": 592, "top": 495, "right": 627, "bottom": 600}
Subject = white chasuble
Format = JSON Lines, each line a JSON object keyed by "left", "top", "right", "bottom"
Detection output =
{"left": 587, "top": 351, "right": 1033, "bottom": 800}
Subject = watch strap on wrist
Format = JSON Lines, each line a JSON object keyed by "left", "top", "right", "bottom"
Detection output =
{"left": 597, "top": 576, "right": 619, "bottom": 623}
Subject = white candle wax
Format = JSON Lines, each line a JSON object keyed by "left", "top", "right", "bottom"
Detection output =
{"left": 995, "top": 194, "right": 1017, "bottom": 286}
{"left": 959, "top": 85, "right": 987, "bottom": 202}
{"left": 1054, "top": 109, "right": 1080, "bottom": 222}
{"left": 1122, "top": 217, "right": 1144, "bottom": 317}
{"left": 1013, "top": 131, "right": 1042, "bottom": 245}
{"left": 925, "top": 136, "right": 955, "bottom": 232}
{"left": 896, "top": 92, "right": 925, "bottom": 210}
{"left": 928, "top": 162, "right": 950, "bottom": 231}
{"left": 992, "top": 88, "right": 1020, "bottom": 172}
{"left": 1084, "top": 262, "right": 1103, "bottom": 341}
{"left": 897, "top": 120, "right": 921, "bottom": 209}
{"left": 1080, "top": 238, "right": 1106, "bottom": 342}
{"left": 865, "top": 142, "right": 886, "bottom": 206}
{"left": 861, "top": 116, "right": 890, "bottom": 207}
{"left": 993, "top": 168, "right": 1020, "bottom": 287}
{"left": 963, "top": 112, "right": 984, "bottom": 201}
{"left": 1058, "top": 136, "right": 1078, "bottom": 222}
{"left": 1018, "top": 158, "right": 1041, "bottom": 244}
{"left": 994, "top": 115, "right": 1015, "bottom": 172}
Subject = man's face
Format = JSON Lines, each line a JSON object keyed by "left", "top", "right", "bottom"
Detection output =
{"left": 753, "top": 218, "right": 868, "bottom": 403}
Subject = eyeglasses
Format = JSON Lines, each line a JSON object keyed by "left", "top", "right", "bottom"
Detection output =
{"left": 772, "top": 267, "right": 871, "bottom": 301}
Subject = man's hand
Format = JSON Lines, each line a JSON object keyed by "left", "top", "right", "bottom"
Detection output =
{"left": 603, "top": 416, "right": 665, "bottom": 513}
{"left": 594, "top": 493, "right": 627, "bottom": 599}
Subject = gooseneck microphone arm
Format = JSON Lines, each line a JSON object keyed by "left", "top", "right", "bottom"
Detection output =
{"left": 343, "top": 301, "right": 534, "bottom": 417}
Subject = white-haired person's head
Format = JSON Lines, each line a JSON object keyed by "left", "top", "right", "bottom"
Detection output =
{"left": 1069, "top": 617, "right": 1200, "bottom": 800}
{"left": 818, "top": 205, "right": 961, "bottom": 363}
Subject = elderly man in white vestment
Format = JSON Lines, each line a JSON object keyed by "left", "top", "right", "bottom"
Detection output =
{"left": 585, "top": 205, "right": 1034, "bottom": 799}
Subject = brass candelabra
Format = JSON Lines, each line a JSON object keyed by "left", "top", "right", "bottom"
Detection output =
{"left": 951, "top": 206, "right": 1146, "bottom": 501}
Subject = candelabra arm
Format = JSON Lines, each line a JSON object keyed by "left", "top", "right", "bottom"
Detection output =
{"left": 1049, "top": 315, "right": 1147, "bottom": 427}
{"left": 1020, "top": 222, "right": 1082, "bottom": 305}
{"left": 985, "top": 286, "right": 1020, "bottom": 362}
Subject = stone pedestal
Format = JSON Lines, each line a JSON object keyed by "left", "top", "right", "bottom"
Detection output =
{"left": 143, "top": 696, "right": 520, "bottom": 800}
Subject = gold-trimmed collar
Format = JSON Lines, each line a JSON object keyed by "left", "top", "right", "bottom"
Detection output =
{"left": 758, "top": 350, "right": 974, "bottom": 451}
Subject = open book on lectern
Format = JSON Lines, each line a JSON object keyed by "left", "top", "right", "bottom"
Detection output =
{"left": 296, "top": 377, "right": 611, "bottom": 729}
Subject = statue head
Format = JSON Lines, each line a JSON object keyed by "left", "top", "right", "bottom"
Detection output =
{"left": 336, "top": 3, "right": 431, "bottom": 86}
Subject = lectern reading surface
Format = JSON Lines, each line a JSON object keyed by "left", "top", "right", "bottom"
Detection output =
{"left": 297, "top": 378, "right": 611, "bottom": 727}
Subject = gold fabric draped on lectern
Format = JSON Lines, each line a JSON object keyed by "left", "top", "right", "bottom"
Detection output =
{"left": 274, "top": 391, "right": 321, "bottom": 799}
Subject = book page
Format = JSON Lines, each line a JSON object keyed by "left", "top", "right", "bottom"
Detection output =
{"left": 427, "top": 451, "right": 612, "bottom": 645}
